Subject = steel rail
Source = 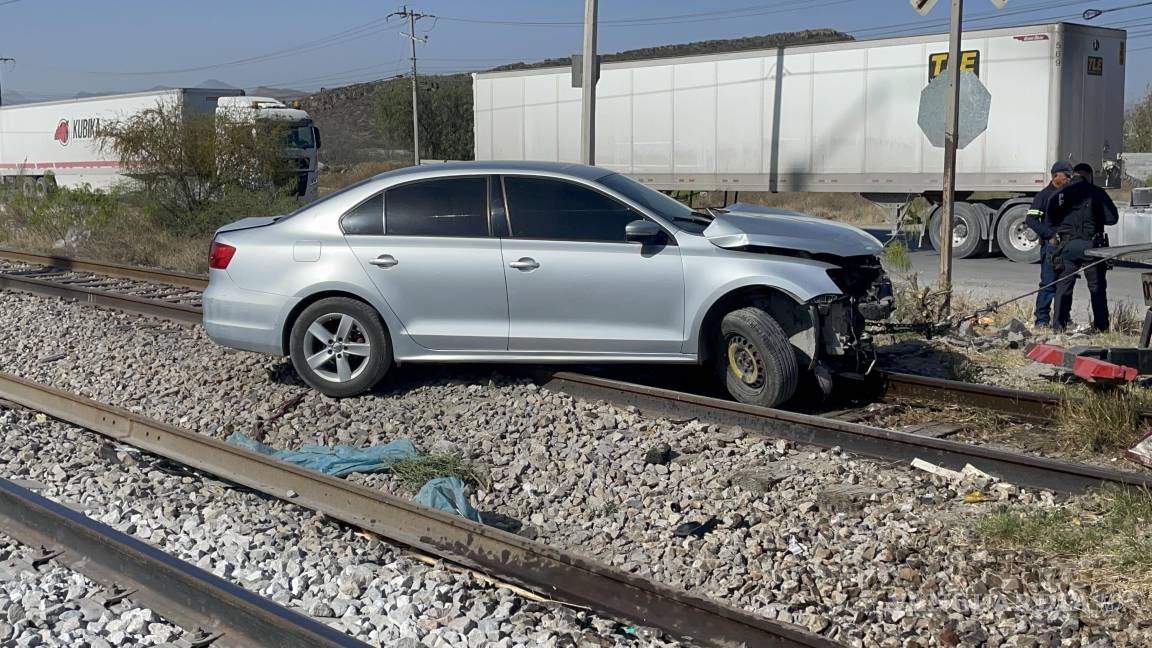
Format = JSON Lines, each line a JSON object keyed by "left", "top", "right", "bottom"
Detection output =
{"left": 0, "top": 477, "right": 368, "bottom": 648}
{"left": 0, "top": 247, "right": 208, "bottom": 290}
{"left": 541, "top": 371, "right": 1152, "bottom": 494}
{"left": 0, "top": 272, "right": 202, "bottom": 324}
{"left": 0, "top": 371, "right": 836, "bottom": 648}
{"left": 876, "top": 371, "right": 1060, "bottom": 423}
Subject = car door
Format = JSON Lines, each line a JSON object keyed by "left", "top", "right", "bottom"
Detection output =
{"left": 498, "top": 175, "right": 685, "bottom": 354}
{"left": 343, "top": 176, "right": 508, "bottom": 351}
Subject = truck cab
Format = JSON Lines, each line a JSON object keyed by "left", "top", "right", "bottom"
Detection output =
{"left": 216, "top": 96, "right": 321, "bottom": 200}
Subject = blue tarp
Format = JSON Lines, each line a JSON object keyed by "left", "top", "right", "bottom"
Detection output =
{"left": 415, "top": 477, "right": 483, "bottom": 523}
{"left": 227, "top": 432, "right": 418, "bottom": 477}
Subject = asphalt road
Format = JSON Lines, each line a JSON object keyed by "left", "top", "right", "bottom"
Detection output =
{"left": 863, "top": 227, "right": 1148, "bottom": 320}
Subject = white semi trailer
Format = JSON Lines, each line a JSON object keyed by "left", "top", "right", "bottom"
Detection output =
{"left": 474, "top": 22, "right": 1127, "bottom": 263}
{"left": 0, "top": 88, "right": 321, "bottom": 199}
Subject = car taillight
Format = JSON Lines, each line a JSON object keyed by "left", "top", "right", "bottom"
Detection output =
{"left": 209, "top": 241, "right": 236, "bottom": 270}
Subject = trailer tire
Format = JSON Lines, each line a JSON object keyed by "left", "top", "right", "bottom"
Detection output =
{"left": 928, "top": 202, "right": 983, "bottom": 259}
{"left": 995, "top": 203, "right": 1042, "bottom": 264}
{"left": 34, "top": 178, "right": 48, "bottom": 198}
{"left": 716, "top": 307, "right": 799, "bottom": 408}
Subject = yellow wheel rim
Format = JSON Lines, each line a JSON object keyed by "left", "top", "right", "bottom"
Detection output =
{"left": 727, "top": 336, "right": 762, "bottom": 386}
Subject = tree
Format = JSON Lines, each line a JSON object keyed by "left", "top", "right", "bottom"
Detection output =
{"left": 1125, "top": 86, "right": 1152, "bottom": 153}
{"left": 98, "top": 101, "right": 291, "bottom": 223}
{"left": 376, "top": 74, "right": 474, "bottom": 162}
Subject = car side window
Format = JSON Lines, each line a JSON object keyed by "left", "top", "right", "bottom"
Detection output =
{"left": 340, "top": 193, "right": 384, "bottom": 235}
{"left": 385, "top": 177, "right": 489, "bottom": 237}
{"left": 503, "top": 177, "right": 637, "bottom": 242}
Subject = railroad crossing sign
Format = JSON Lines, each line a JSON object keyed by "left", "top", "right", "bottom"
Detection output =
{"left": 917, "top": 69, "right": 991, "bottom": 149}
{"left": 911, "top": 0, "right": 1007, "bottom": 15}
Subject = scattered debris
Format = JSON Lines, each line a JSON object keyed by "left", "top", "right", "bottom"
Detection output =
{"left": 226, "top": 431, "right": 418, "bottom": 477}
{"left": 414, "top": 476, "right": 483, "bottom": 523}
{"left": 672, "top": 517, "right": 720, "bottom": 538}
{"left": 36, "top": 353, "right": 66, "bottom": 364}
{"left": 643, "top": 442, "right": 673, "bottom": 465}
{"left": 1127, "top": 430, "right": 1152, "bottom": 469}
{"left": 251, "top": 393, "right": 306, "bottom": 442}
{"left": 910, "top": 458, "right": 993, "bottom": 483}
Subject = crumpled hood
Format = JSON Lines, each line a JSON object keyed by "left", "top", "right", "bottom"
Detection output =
{"left": 703, "top": 202, "right": 883, "bottom": 257}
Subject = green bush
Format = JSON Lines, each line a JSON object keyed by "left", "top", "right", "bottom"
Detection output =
{"left": 0, "top": 181, "right": 121, "bottom": 241}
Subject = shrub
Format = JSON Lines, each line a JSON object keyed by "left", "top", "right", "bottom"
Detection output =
{"left": 0, "top": 181, "right": 120, "bottom": 242}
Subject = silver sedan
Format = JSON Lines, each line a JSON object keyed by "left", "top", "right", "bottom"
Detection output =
{"left": 203, "top": 161, "right": 891, "bottom": 406}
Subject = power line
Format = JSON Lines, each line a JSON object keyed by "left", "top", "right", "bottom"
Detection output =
{"left": 1084, "top": 1, "right": 1152, "bottom": 20}
{"left": 76, "top": 18, "right": 400, "bottom": 77}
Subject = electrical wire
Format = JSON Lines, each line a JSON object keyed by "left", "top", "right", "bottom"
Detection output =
{"left": 78, "top": 18, "right": 401, "bottom": 77}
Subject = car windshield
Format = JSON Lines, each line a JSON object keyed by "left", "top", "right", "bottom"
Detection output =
{"left": 597, "top": 173, "right": 713, "bottom": 233}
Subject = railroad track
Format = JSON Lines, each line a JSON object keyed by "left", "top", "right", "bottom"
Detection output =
{"left": 0, "top": 371, "right": 832, "bottom": 648}
{"left": 0, "top": 248, "right": 204, "bottom": 323}
{"left": 0, "top": 475, "right": 367, "bottom": 648}
{"left": 0, "top": 248, "right": 1146, "bottom": 493}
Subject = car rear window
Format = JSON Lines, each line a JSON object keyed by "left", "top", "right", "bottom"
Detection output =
{"left": 385, "top": 177, "right": 489, "bottom": 237}
{"left": 503, "top": 177, "right": 635, "bottom": 242}
{"left": 340, "top": 193, "right": 384, "bottom": 235}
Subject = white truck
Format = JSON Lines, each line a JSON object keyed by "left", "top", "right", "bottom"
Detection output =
{"left": 474, "top": 22, "right": 1128, "bottom": 263}
{"left": 0, "top": 88, "right": 321, "bottom": 199}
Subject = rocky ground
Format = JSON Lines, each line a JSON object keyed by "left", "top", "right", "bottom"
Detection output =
{"left": 0, "top": 407, "right": 675, "bottom": 648}
{"left": 1, "top": 291, "right": 1150, "bottom": 646}
{"left": 0, "top": 529, "right": 186, "bottom": 647}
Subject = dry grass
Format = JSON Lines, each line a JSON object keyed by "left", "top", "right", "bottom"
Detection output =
{"left": 318, "top": 161, "right": 405, "bottom": 196}
{"left": 0, "top": 205, "right": 213, "bottom": 274}
{"left": 1056, "top": 385, "right": 1152, "bottom": 454}
{"left": 691, "top": 190, "right": 893, "bottom": 224}
{"left": 388, "top": 454, "right": 488, "bottom": 493}
{"left": 976, "top": 487, "right": 1152, "bottom": 590}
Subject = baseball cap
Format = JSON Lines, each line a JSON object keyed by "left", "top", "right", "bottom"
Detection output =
{"left": 1051, "top": 160, "right": 1074, "bottom": 176}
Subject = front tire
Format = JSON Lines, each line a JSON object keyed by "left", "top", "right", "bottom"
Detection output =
{"left": 289, "top": 297, "right": 392, "bottom": 398}
{"left": 716, "top": 307, "right": 799, "bottom": 408}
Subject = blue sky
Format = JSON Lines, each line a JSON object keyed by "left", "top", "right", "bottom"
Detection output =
{"left": 1, "top": 0, "right": 1150, "bottom": 103}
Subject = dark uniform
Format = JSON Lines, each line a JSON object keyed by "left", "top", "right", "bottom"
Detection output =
{"left": 1024, "top": 182, "right": 1064, "bottom": 327}
{"left": 1046, "top": 175, "right": 1119, "bottom": 332}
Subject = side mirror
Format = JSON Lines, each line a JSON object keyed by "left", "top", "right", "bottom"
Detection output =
{"left": 313, "top": 126, "right": 322, "bottom": 149}
{"left": 625, "top": 219, "right": 661, "bottom": 244}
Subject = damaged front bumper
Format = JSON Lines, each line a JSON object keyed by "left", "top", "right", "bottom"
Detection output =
{"left": 809, "top": 268, "right": 894, "bottom": 375}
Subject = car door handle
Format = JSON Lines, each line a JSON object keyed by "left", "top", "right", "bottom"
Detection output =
{"left": 368, "top": 254, "right": 398, "bottom": 268}
{"left": 508, "top": 257, "right": 539, "bottom": 271}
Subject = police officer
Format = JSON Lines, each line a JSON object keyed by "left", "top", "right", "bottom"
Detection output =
{"left": 1046, "top": 162, "right": 1119, "bottom": 333}
{"left": 1024, "top": 161, "right": 1074, "bottom": 328}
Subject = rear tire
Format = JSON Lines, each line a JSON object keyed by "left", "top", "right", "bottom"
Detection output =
{"left": 716, "top": 307, "right": 799, "bottom": 408}
{"left": 289, "top": 297, "right": 392, "bottom": 398}
{"left": 928, "top": 202, "right": 984, "bottom": 259}
{"left": 995, "top": 203, "right": 1042, "bottom": 264}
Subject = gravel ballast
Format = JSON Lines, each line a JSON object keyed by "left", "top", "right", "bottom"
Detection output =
{"left": 1, "top": 291, "right": 1150, "bottom": 646}
{"left": 0, "top": 407, "right": 678, "bottom": 647}
{"left": 0, "top": 528, "right": 186, "bottom": 647}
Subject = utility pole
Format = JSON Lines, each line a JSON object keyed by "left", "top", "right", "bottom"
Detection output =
{"left": 0, "top": 58, "right": 14, "bottom": 107}
{"left": 580, "top": 0, "right": 598, "bottom": 165}
{"left": 389, "top": 6, "right": 432, "bottom": 166}
{"left": 938, "top": 0, "right": 963, "bottom": 308}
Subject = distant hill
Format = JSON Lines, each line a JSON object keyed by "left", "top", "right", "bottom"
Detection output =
{"left": 299, "top": 29, "right": 851, "bottom": 167}
{"left": 491, "top": 28, "right": 852, "bottom": 72}
{"left": 249, "top": 86, "right": 310, "bottom": 102}
{"left": 0, "top": 89, "right": 29, "bottom": 105}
